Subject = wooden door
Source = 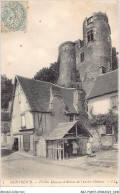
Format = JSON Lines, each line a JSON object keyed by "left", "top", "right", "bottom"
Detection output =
{"left": 23, "top": 135, "right": 30, "bottom": 152}
{"left": 78, "top": 138, "right": 88, "bottom": 156}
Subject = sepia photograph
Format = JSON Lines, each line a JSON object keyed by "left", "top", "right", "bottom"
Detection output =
{"left": 1, "top": 0, "right": 119, "bottom": 189}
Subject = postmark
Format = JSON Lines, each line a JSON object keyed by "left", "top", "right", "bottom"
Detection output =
{"left": 1, "top": 1, "right": 27, "bottom": 32}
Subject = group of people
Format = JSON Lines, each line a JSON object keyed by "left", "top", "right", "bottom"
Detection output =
{"left": 64, "top": 139, "right": 92, "bottom": 158}
{"left": 64, "top": 140, "right": 79, "bottom": 158}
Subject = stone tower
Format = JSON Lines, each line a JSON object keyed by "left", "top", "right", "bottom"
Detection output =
{"left": 57, "top": 41, "right": 87, "bottom": 118}
{"left": 57, "top": 12, "right": 117, "bottom": 96}
{"left": 75, "top": 12, "right": 112, "bottom": 94}
{"left": 57, "top": 41, "right": 82, "bottom": 89}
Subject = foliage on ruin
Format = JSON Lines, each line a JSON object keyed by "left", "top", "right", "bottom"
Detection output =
{"left": 86, "top": 110, "right": 118, "bottom": 132}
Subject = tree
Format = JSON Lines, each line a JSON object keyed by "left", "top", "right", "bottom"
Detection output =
{"left": 34, "top": 62, "right": 59, "bottom": 84}
{"left": 1, "top": 75, "right": 13, "bottom": 109}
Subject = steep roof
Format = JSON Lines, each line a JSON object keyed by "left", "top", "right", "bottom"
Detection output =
{"left": 17, "top": 76, "right": 51, "bottom": 112}
{"left": 16, "top": 76, "right": 77, "bottom": 114}
{"left": 87, "top": 70, "right": 118, "bottom": 100}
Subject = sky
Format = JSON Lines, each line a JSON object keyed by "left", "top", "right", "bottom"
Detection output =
{"left": 1, "top": 1, "right": 119, "bottom": 79}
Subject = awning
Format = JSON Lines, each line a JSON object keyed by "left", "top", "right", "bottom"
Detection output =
{"left": 46, "top": 121, "right": 92, "bottom": 141}
{"left": 46, "top": 121, "right": 77, "bottom": 141}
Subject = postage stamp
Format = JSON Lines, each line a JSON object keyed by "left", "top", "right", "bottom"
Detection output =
{"left": 1, "top": 1, "right": 27, "bottom": 32}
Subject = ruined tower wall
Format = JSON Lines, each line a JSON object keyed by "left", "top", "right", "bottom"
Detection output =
{"left": 57, "top": 41, "right": 77, "bottom": 88}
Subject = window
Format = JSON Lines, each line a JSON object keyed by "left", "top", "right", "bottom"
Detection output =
{"left": 80, "top": 52, "right": 84, "bottom": 62}
{"left": 111, "top": 96, "right": 118, "bottom": 109}
{"left": 106, "top": 126, "right": 112, "bottom": 134}
{"left": 70, "top": 115, "right": 74, "bottom": 122}
{"left": 80, "top": 41, "right": 84, "bottom": 48}
{"left": 62, "top": 45, "right": 69, "bottom": 51}
{"left": 87, "top": 30, "right": 94, "bottom": 43}
{"left": 87, "top": 16, "right": 93, "bottom": 25}
{"left": 21, "top": 114, "right": 26, "bottom": 127}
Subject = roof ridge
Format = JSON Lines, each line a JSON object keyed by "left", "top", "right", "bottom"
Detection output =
{"left": 52, "top": 84, "right": 76, "bottom": 90}
{"left": 16, "top": 75, "right": 77, "bottom": 90}
{"left": 15, "top": 75, "right": 78, "bottom": 114}
{"left": 16, "top": 75, "right": 52, "bottom": 85}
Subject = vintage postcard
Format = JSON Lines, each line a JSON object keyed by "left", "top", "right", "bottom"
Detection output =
{"left": 1, "top": 0, "right": 119, "bottom": 190}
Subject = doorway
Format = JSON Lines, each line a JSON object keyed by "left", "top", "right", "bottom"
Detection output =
{"left": 13, "top": 138, "right": 18, "bottom": 151}
{"left": 64, "top": 139, "right": 78, "bottom": 159}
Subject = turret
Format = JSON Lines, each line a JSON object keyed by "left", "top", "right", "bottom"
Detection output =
{"left": 57, "top": 41, "right": 82, "bottom": 89}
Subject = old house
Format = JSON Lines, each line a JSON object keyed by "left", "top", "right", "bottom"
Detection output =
{"left": 86, "top": 69, "right": 118, "bottom": 151}
{"left": 10, "top": 75, "right": 90, "bottom": 158}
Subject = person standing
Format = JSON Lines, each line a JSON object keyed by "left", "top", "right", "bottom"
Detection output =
{"left": 86, "top": 140, "right": 92, "bottom": 157}
{"left": 72, "top": 141, "right": 78, "bottom": 155}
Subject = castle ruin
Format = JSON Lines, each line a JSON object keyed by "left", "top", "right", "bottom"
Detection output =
{"left": 57, "top": 12, "right": 118, "bottom": 95}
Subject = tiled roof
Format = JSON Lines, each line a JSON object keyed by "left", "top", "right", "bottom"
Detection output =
{"left": 46, "top": 121, "right": 77, "bottom": 140}
{"left": 52, "top": 85, "right": 77, "bottom": 114}
{"left": 16, "top": 76, "right": 77, "bottom": 114}
{"left": 87, "top": 70, "right": 118, "bottom": 100}
{"left": 17, "top": 76, "right": 51, "bottom": 112}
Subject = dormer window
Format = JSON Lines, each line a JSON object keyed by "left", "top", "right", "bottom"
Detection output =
{"left": 111, "top": 96, "right": 118, "bottom": 109}
{"left": 87, "top": 30, "right": 94, "bottom": 43}
{"left": 87, "top": 16, "right": 93, "bottom": 25}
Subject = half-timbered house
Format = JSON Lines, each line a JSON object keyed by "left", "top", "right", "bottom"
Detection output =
{"left": 10, "top": 76, "right": 90, "bottom": 158}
